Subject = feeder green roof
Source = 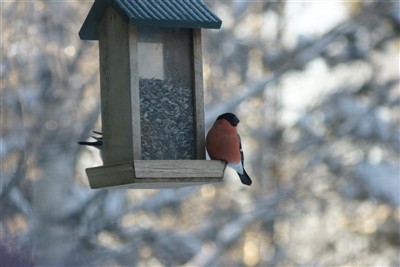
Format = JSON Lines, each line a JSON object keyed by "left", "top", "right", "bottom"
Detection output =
{"left": 79, "top": 0, "right": 222, "bottom": 40}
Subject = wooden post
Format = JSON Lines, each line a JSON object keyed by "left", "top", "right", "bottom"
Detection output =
{"left": 128, "top": 27, "right": 142, "bottom": 160}
{"left": 99, "top": 8, "right": 141, "bottom": 165}
{"left": 193, "top": 29, "right": 206, "bottom": 160}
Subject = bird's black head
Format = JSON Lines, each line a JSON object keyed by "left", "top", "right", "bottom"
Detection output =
{"left": 217, "top": 113, "right": 240, "bottom": 126}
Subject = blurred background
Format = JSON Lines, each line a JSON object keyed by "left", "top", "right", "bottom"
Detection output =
{"left": 1, "top": 1, "right": 399, "bottom": 266}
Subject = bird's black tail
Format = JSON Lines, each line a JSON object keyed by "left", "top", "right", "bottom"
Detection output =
{"left": 237, "top": 169, "right": 252, "bottom": 186}
{"left": 78, "top": 131, "right": 102, "bottom": 148}
{"left": 78, "top": 140, "right": 102, "bottom": 148}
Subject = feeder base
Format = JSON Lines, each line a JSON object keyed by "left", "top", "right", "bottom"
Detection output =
{"left": 86, "top": 160, "right": 226, "bottom": 189}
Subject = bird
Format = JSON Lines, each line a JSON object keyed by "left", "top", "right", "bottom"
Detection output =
{"left": 206, "top": 113, "right": 252, "bottom": 186}
{"left": 78, "top": 131, "right": 103, "bottom": 158}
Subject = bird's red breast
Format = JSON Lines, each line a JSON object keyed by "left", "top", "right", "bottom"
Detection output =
{"left": 206, "top": 119, "right": 241, "bottom": 164}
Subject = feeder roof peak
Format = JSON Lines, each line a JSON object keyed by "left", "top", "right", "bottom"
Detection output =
{"left": 80, "top": 0, "right": 222, "bottom": 40}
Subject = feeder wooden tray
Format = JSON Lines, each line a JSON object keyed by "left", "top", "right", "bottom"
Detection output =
{"left": 86, "top": 160, "right": 226, "bottom": 189}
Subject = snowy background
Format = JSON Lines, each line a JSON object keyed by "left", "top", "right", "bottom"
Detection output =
{"left": 1, "top": 1, "right": 399, "bottom": 266}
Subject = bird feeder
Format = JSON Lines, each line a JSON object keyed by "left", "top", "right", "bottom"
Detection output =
{"left": 79, "top": 0, "right": 225, "bottom": 189}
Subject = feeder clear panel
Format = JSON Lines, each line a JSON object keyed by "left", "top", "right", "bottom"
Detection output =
{"left": 137, "top": 28, "right": 196, "bottom": 160}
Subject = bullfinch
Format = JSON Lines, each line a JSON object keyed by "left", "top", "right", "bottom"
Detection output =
{"left": 206, "top": 113, "right": 252, "bottom": 186}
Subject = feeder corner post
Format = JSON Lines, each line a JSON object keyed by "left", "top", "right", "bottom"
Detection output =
{"left": 98, "top": 7, "right": 141, "bottom": 165}
{"left": 193, "top": 29, "right": 206, "bottom": 160}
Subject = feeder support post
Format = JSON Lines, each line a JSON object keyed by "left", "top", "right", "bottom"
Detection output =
{"left": 98, "top": 7, "right": 141, "bottom": 164}
{"left": 193, "top": 29, "right": 206, "bottom": 159}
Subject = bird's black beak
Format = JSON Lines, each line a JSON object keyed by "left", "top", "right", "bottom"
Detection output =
{"left": 232, "top": 117, "right": 240, "bottom": 126}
